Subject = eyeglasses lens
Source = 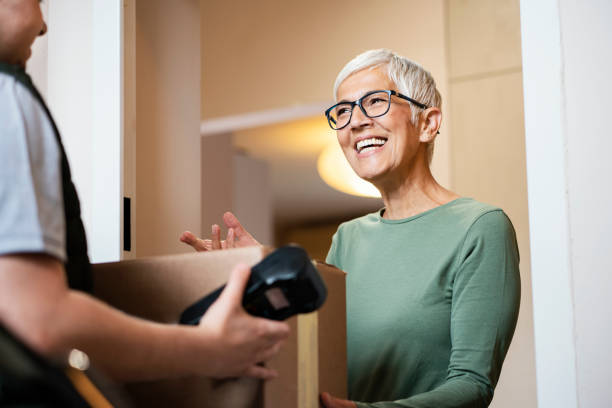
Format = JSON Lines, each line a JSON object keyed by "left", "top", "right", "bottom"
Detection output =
{"left": 328, "top": 91, "right": 391, "bottom": 130}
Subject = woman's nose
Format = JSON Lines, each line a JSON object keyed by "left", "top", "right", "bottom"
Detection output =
{"left": 349, "top": 105, "right": 373, "bottom": 129}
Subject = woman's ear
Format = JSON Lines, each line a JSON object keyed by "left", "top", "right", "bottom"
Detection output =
{"left": 419, "top": 107, "right": 442, "bottom": 143}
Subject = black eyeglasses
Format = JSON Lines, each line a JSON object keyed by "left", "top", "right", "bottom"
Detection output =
{"left": 324, "top": 90, "right": 430, "bottom": 130}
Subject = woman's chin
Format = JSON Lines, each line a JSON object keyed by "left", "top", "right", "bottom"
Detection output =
{"left": 356, "top": 170, "right": 385, "bottom": 185}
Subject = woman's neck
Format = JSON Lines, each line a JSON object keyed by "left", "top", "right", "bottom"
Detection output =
{"left": 377, "top": 164, "right": 459, "bottom": 220}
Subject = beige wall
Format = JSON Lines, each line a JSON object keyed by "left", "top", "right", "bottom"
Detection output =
{"left": 200, "top": 135, "right": 274, "bottom": 245}
{"left": 279, "top": 222, "right": 342, "bottom": 262}
{"left": 201, "top": 0, "right": 448, "bottom": 119}
{"left": 135, "top": 0, "right": 201, "bottom": 256}
{"left": 201, "top": 133, "right": 234, "bottom": 240}
{"left": 233, "top": 153, "right": 274, "bottom": 246}
{"left": 446, "top": 0, "right": 536, "bottom": 407}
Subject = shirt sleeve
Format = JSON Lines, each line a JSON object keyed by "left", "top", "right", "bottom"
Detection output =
{"left": 355, "top": 210, "right": 521, "bottom": 408}
{"left": 0, "top": 73, "right": 66, "bottom": 261}
{"left": 326, "top": 229, "right": 340, "bottom": 267}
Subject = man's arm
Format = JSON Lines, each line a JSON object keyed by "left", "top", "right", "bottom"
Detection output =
{"left": 0, "top": 254, "right": 289, "bottom": 382}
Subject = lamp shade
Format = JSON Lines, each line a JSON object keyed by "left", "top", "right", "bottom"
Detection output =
{"left": 317, "top": 142, "right": 381, "bottom": 198}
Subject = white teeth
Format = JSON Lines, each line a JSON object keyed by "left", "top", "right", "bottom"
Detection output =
{"left": 360, "top": 146, "right": 378, "bottom": 154}
{"left": 356, "top": 138, "right": 386, "bottom": 152}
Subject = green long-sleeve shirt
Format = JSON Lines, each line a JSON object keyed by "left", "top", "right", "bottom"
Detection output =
{"left": 326, "top": 198, "right": 520, "bottom": 408}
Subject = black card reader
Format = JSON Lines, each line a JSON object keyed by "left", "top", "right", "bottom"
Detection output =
{"left": 179, "top": 245, "right": 327, "bottom": 324}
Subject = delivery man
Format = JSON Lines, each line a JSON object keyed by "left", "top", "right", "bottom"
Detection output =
{"left": 0, "top": 0, "right": 289, "bottom": 402}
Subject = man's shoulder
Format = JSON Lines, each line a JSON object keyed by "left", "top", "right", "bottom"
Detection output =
{"left": 0, "top": 69, "right": 56, "bottom": 154}
{"left": 0, "top": 70, "right": 66, "bottom": 262}
{"left": 0, "top": 70, "right": 45, "bottom": 116}
{"left": 0, "top": 68, "right": 25, "bottom": 94}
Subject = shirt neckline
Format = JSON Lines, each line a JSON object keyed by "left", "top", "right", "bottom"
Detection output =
{"left": 377, "top": 197, "right": 470, "bottom": 224}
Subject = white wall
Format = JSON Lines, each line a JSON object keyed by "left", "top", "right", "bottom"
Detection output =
{"left": 48, "top": 0, "right": 92, "bottom": 254}
{"left": 562, "top": 2, "right": 612, "bottom": 404}
{"left": 29, "top": 0, "right": 124, "bottom": 263}
{"left": 521, "top": 1, "right": 612, "bottom": 406}
{"left": 90, "top": 0, "right": 123, "bottom": 262}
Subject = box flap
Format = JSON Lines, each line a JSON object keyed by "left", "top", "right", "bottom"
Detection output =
{"left": 93, "top": 246, "right": 266, "bottom": 323}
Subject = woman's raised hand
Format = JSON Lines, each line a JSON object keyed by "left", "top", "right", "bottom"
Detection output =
{"left": 180, "top": 211, "right": 261, "bottom": 252}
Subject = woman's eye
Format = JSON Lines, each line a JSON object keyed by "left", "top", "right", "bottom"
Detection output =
{"left": 336, "top": 106, "right": 351, "bottom": 117}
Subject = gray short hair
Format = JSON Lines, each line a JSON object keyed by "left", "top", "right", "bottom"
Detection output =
{"left": 333, "top": 49, "right": 442, "bottom": 163}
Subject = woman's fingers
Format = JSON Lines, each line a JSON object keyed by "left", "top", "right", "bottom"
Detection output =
{"left": 223, "top": 212, "right": 260, "bottom": 247}
{"left": 180, "top": 231, "right": 210, "bottom": 252}
{"left": 226, "top": 228, "right": 236, "bottom": 248}
{"left": 181, "top": 212, "right": 257, "bottom": 253}
{"left": 180, "top": 226, "right": 239, "bottom": 253}
{"left": 223, "top": 212, "right": 245, "bottom": 234}
{"left": 211, "top": 224, "right": 222, "bottom": 250}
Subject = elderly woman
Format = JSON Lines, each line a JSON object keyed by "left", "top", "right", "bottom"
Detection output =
{"left": 182, "top": 49, "right": 520, "bottom": 408}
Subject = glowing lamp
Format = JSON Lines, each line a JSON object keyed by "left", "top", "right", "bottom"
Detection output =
{"left": 317, "top": 142, "right": 381, "bottom": 198}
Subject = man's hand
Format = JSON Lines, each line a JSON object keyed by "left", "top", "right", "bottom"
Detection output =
{"left": 320, "top": 392, "right": 357, "bottom": 408}
{"left": 180, "top": 212, "right": 261, "bottom": 251}
{"left": 0, "top": 255, "right": 288, "bottom": 382}
{"left": 197, "top": 263, "right": 289, "bottom": 379}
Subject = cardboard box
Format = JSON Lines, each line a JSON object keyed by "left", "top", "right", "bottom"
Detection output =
{"left": 92, "top": 247, "right": 347, "bottom": 407}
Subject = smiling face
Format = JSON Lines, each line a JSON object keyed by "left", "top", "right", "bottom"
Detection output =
{"left": 335, "top": 66, "right": 427, "bottom": 186}
{"left": 0, "top": 0, "right": 46, "bottom": 67}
